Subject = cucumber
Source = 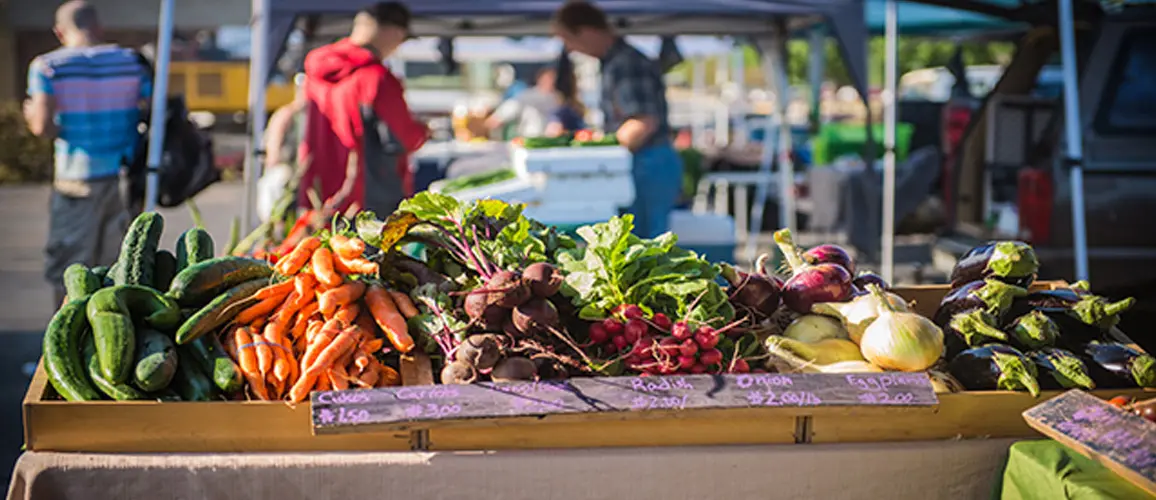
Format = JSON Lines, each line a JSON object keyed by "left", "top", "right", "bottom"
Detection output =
{"left": 86, "top": 285, "right": 181, "bottom": 383}
{"left": 188, "top": 335, "right": 244, "bottom": 393}
{"left": 91, "top": 266, "right": 111, "bottom": 285}
{"left": 167, "top": 256, "right": 273, "bottom": 307}
{"left": 112, "top": 212, "right": 165, "bottom": 288}
{"left": 90, "top": 285, "right": 182, "bottom": 330}
{"left": 174, "top": 278, "right": 267, "bottom": 344}
{"left": 153, "top": 250, "right": 178, "bottom": 291}
{"left": 176, "top": 228, "right": 215, "bottom": 271}
{"left": 173, "top": 345, "right": 216, "bottom": 401}
{"left": 63, "top": 264, "right": 102, "bottom": 299}
{"left": 43, "top": 298, "right": 102, "bottom": 401}
{"left": 132, "top": 329, "right": 178, "bottom": 392}
{"left": 84, "top": 336, "right": 146, "bottom": 400}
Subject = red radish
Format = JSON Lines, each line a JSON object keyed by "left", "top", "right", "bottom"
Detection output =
{"left": 652, "top": 313, "right": 673, "bottom": 331}
{"left": 679, "top": 339, "right": 698, "bottom": 357}
{"left": 604, "top": 342, "right": 619, "bottom": 355}
{"left": 690, "top": 363, "right": 708, "bottom": 374}
{"left": 624, "top": 318, "right": 648, "bottom": 343}
{"left": 699, "top": 348, "right": 723, "bottom": 366}
{"left": 678, "top": 355, "right": 698, "bottom": 369}
{"left": 656, "top": 337, "right": 682, "bottom": 357}
{"left": 632, "top": 336, "right": 656, "bottom": 358}
{"left": 639, "top": 372, "right": 652, "bottom": 377}
{"left": 603, "top": 318, "right": 625, "bottom": 337}
{"left": 729, "top": 358, "right": 751, "bottom": 373}
{"left": 612, "top": 336, "right": 629, "bottom": 350}
{"left": 774, "top": 229, "right": 853, "bottom": 314}
{"left": 621, "top": 304, "right": 645, "bottom": 320}
{"left": 720, "top": 257, "right": 781, "bottom": 317}
{"left": 671, "top": 321, "right": 692, "bottom": 340}
{"left": 695, "top": 327, "right": 719, "bottom": 349}
{"left": 803, "top": 244, "right": 856, "bottom": 274}
{"left": 588, "top": 323, "right": 609, "bottom": 344}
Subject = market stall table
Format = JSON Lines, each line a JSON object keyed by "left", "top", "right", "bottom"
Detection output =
{"left": 8, "top": 439, "right": 1018, "bottom": 500}
{"left": 412, "top": 141, "right": 510, "bottom": 192}
{"left": 997, "top": 440, "right": 1155, "bottom": 500}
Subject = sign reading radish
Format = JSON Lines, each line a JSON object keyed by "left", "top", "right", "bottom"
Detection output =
{"left": 310, "top": 372, "right": 938, "bottom": 434}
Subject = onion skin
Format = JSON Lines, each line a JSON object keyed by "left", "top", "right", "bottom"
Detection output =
{"left": 859, "top": 285, "right": 944, "bottom": 372}
{"left": 783, "top": 314, "right": 849, "bottom": 343}
{"left": 804, "top": 244, "right": 855, "bottom": 274}
{"left": 781, "top": 263, "right": 853, "bottom": 314}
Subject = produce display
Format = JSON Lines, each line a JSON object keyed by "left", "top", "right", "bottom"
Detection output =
{"left": 436, "top": 168, "right": 518, "bottom": 194}
{"left": 1107, "top": 395, "right": 1156, "bottom": 423}
{"left": 514, "top": 130, "right": 620, "bottom": 149}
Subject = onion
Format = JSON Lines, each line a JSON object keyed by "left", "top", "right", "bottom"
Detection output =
{"left": 764, "top": 336, "right": 877, "bottom": 373}
{"left": 858, "top": 285, "right": 945, "bottom": 372}
{"left": 803, "top": 244, "right": 855, "bottom": 274}
{"left": 720, "top": 258, "right": 781, "bottom": 317}
{"left": 783, "top": 314, "right": 849, "bottom": 343}
{"left": 764, "top": 336, "right": 865, "bottom": 366}
{"left": 773, "top": 229, "right": 853, "bottom": 314}
{"left": 812, "top": 291, "right": 909, "bottom": 344}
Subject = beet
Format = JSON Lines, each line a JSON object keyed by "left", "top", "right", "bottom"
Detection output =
{"left": 773, "top": 229, "right": 853, "bottom": 314}
{"left": 491, "top": 357, "right": 538, "bottom": 382}
{"left": 804, "top": 244, "right": 855, "bottom": 274}
{"left": 456, "top": 334, "right": 504, "bottom": 370}
{"left": 533, "top": 357, "right": 569, "bottom": 380}
{"left": 513, "top": 298, "right": 560, "bottom": 335}
{"left": 523, "top": 262, "right": 563, "bottom": 297}
{"left": 502, "top": 318, "right": 524, "bottom": 338}
{"left": 720, "top": 262, "right": 781, "bottom": 317}
{"left": 441, "top": 361, "right": 478, "bottom": 384}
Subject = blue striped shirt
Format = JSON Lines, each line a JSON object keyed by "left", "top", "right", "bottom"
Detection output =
{"left": 27, "top": 45, "right": 152, "bottom": 181}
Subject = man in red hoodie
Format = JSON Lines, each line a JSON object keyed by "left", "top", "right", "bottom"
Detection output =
{"left": 299, "top": 1, "right": 429, "bottom": 215}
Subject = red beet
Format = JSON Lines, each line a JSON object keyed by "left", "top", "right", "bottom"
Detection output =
{"left": 523, "top": 262, "right": 563, "bottom": 297}
{"left": 488, "top": 270, "right": 531, "bottom": 308}
{"left": 671, "top": 321, "right": 692, "bottom": 340}
{"left": 804, "top": 244, "right": 855, "bottom": 274}
{"left": 512, "top": 298, "right": 559, "bottom": 335}
{"left": 774, "top": 229, "right": 853, "bottom": 314}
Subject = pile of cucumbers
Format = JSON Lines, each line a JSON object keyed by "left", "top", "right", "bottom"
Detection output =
{"left": 44, "top": 212, "right": 275, "bottom": 402}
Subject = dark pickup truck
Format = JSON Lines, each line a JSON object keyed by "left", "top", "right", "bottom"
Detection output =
{"left": 933, "top": 9, "right": 1156, "bottom": 343}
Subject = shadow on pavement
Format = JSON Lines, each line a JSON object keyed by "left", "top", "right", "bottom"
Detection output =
{"left": 0, "top": 331, "right": 44, "bottom": 489}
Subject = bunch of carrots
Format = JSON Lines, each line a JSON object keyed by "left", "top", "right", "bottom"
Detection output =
{"left": 221, "top": 232, "right": 420, "bottom": 403}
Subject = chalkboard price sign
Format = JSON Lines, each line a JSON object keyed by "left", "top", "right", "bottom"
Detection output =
{"left": 312, "top": 372, "right": 938, "bottom": 434}
{"left": 1023, "top": 390, "right": 1156, "bottom": 496}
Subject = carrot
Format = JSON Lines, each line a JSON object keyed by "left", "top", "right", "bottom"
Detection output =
{"left": 253, "top": 279, "right": 294, "bottom": 301}
{"left": 311, "top": 247, "right": 342, "bottom": 286}
{"left": 357, "top": 365, "right": 380, "bottom": 388}
{"left": 365, "top": 284, "right": 415, "bottom": 353}
{"left": 233, "top": 326, "right": 269, "bottom": 401}
{"left": 378, "top": 364, "right": 401, "bottom": 387}
{"left": 334, "top": 254, "right": 379, "bottom": 276}
{"left": 252, "top": 331, "right": 274, "bottom": 376}
{"left": 250, "top": 317, "right": 266, "bottom": 330}
{"left": 361, "top": 338, "right": 385, "bottom": 354}
{"left": 233, "top": 296, "right": 283, "bottom": 325}
{"left": 305, "top": 319, "right": 325, "bottom": 345}
{"left": 387, "top": 290, "right": 419, "bottom": 318}
{"left": 302, "top": 319, "right": 342, "bottom": 370}
{"left": 329, "top": 366, "right": 350, "bottom": 390}
{"left": 275, "top": 236, "right": 321, "bottom": 276}
{"left": 353, "top": 348, "right": 372, "bottom": 373}
{"left": 354, "top": 309, "right": 378, "bottom": 338}
{"left": 329, "top": 234, "right": 366, "bottom": 260}
{"left": 289, "top": 307, "right": 313, "bottom": 344}
{"left": 304, "top": 327, "right": 360, "bottom": 378}
{"left": 318, "top": 280, "right": 366, "bottom": 317}
{"left": 315, "top": 375, "right": 331, "bottom": 392}
{"left": 273, "top": 356, "right": 290, "bottom": 397}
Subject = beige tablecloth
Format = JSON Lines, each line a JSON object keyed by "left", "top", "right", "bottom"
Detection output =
{"left": 8, "top": 439, "right": 1017, "bottom": 500}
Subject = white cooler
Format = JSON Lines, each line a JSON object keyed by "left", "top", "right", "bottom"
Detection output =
{"left": 667, "top": 210, "right": 737, "bottom": 263}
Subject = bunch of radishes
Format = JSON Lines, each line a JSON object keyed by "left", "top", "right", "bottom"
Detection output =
{"left": 587, "top": 304, "right": 753, "bottom": 376}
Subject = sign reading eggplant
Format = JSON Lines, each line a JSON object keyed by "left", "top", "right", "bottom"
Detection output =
{"left": 311, "top": 372, "right": 938, "bottom": 434}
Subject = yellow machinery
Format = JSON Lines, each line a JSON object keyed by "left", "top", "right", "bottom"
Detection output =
{"left": 169, "top": 61, "right": 295, "bottom": 120}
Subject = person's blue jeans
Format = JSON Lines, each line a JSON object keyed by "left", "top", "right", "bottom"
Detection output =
{"left": 625, "top": 143, "right": 683, "bottom": 238}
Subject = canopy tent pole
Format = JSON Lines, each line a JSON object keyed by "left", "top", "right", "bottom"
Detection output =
{"left": 142, "top": 0, "right": 175, "bottom": 213}
{"left": 692, "top": 58, "right": 707, "bottom": 148}
{"left": 772, "top": 25, "right": 796, "bottom": 237}
{"left": 807, "top": 27, "right": 825, "bottom": 133}
{"left": 747, "top": 37, "right": 779, "bottom": 263}
{"left": 1057, "top": 0, "right": 1089, "bottom": 281}
{"left": 715, "top": 53, "right": 729, "bottom": 147}
{"left": 881, "top": 0, "right": 898, "bottom": 284}
{"left": 745, "top": 28, "right": 794, "bottom": 263}
{"left": 732, "top": 47, "right": 747, "bottom": 147}
{"left": 243, "top": 0, "right": 271, "bottom": 233}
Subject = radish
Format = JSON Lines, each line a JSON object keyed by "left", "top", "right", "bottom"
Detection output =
{"left": 699, "top": 348, "right": 723, "bottom": 366}
{"left": 690, "top": 363, "right": 708, "bottom": 374}
{"left": 694, "top": 327, "right": 719, "bottom": 349}
{"left": 774, "top": 229, "right": 853, "bottom": 314}
{"left": 587, "top": 323, "right": 609, "bottom": 344}
{"left": 656, "top": 337, "right": 682, "bottom": 358}
{"left": 729, "top": 358, "right": 751, "bottom": 373}
{"left": 671, "top": 321, "right": 692, "bottom": 340}
{"left": 623, "top": 318, "right": 648, "bottom": 343}
{"left": 678, "top": 355, "right": 698, "bottom": 369}
{"left": 652, "top": 313, "right": 673, "bottom": 331}
{"left": 603, "top": 318, "right": 625, "bottom": 337}
{"left": 621, "top": 304, "right": 645, "bottom": 320}
{"left": 612, "top": 336, "right": 629, "bottom": 350}
{"left": 804, "top": 244, "right": 855, "bottom": 274}
{"left": 679, "top": 339, "right": 698, "bottom": 357}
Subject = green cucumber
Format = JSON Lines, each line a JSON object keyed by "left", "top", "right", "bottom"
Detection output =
{"left": 188, "top": 335, "right": 244, "bottom": 393}
{"left": 86, "top": 285, "right": 181, "bottom": 383}
{"left": 91, "top": 266, "right": 111, "bottom": 286}
{"left": 112, "top": 212, "right": 164, "bottom": 287}
{"left": 63, "top": 264, "right": 102, "bottom": 300}
{"left": 132, "top": 329, "right": 178, "bottom": 392}
{"left": 175, "top": 278, "right": 268, "bottom": 344}
{"left": 176, "top": 228, "right": 216, "bottom": 271}
{"left": 173, "top": 345, "right": 216, "bottom": 401}
{"left": 167, "top": 256, "right": 272, "bottom": 307}
{"left": 153, "top": 250, "right": 178, "bottom": 291}
{"left": 84, "top": 336, "right": 147, "bottom": 400}
{"left": 43, "top": 298, "right": 102, "bottom": 401}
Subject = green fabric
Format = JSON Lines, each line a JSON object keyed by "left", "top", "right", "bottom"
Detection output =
{"left": 811, "top": 123, "right": 915, "bottom": 166}
{"left": 998, "top": 440, "right": 1155, "bottom": 500}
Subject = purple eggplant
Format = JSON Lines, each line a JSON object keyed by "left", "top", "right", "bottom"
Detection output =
{"left": 803, "top": 244, "right": 855, "bottom": 275}
{"left": 949, "top": 344, "right": 1040, "bottom": 396}
{"left": 1005, "top": 288, "right": 1134, "bottom": 331}
{"left": 950, "top": 241, "right": 1039, "bottom": 288}
{"left": 1081, "top": 342, "right": 1156, "bottom": 389}
{"left": 1028, "top": 347, "right": 1095, "bottom": 390}
{"left": 852, "top": 272, "right": 889, "bottom": 291}
{"left": 944, "top": 309, "right": 1008, "bottom": 360}
{"left": 1006, "top": 310, "right": 1059, "bottom": 351}
{"left": 720, "top": 258, "right": 781, "bottom": 318}
{"left": 932, "top": 278, "right": 1029, "bottom": 327}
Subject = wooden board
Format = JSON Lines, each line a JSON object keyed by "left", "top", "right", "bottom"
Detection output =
{"left": 1024, "top": 390, "right": 1156, "bottom": 496}
{"left": 310, "top": 372, "right": 938, "bottom": 435}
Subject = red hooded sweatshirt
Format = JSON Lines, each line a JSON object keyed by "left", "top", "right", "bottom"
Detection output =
{"left": 299, "top": 39, "right": 429, "bottom": 213}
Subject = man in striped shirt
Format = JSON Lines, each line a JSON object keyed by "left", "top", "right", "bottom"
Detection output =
{"left": 25, "top": 1, "right": 151, "bottom": 305}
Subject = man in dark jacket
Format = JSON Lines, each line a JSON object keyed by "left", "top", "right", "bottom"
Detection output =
{"left": 299, "top": 1, "right": 429, "bottom": 215}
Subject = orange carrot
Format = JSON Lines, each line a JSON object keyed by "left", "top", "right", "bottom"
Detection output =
{"left": 333, "top": 303, "right": 361, "bottom": 326}
{"left": 253, "top": 279, "right": 294, "bottom": 301}
{"left": 234, "top": 326, "right": 269, "bottom": 401}
{"left": 335, "top": 254, "right": 379, "bottom": 276}
{"left": 234, "top": 296, "right": 283, "bottom": 325}
{"left": 275, "top": 236, "right": 321, "bottom": 276}
{"left": 273, "top": 356, "right": 290, "bottom": 396}
{"left": 311, "top": 247, "right": 342, "bottom": 286}
{"left": 305, "top": 319, "right": 325, "bottom": 345}
{"left": 318, "top": 280, "right": 366, "bottom": 317}
{"left": 361, "top": 338, "right": 385, "bottom": 354}
{"left": 329, "top": 233, "right": 366, "bottom": 260}
{"left": 252, "top": 331, "right": 273, "bottom": 376}
{"left": 357, "top": 365, "right": 380, "bottom": 388}
{"left": 387, "top": 290, "right": 419, "bottom": 318}
{"left": 302, "top": 319, "right": 342, "bottom": 370}
{"left": 329, "top": 366, "right": 350, "bottom": 390}
{"left": 304, "top": 327, "right": 360, "bottom": 378}
{"left": 294, "top": 273, "right": 317, "bottom": 301}
{"left": 290, "top": 307, "right": 313, "bottom": 344}
{"left": 378, "top": 364, "right": 401, "bottom": 387}
{"left": 250, "top": 317, "right": 266, "bottom": 330}
{"left": 365, "top": 284, "right": 414, "bottom": 353}
{"left": 355, "top": 309, "right": 378, "bottom": 339}
{"left": 353, "top": 348, "right": 372, "bottom": 373}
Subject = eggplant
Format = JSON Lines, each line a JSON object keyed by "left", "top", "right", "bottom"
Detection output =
{"left": 948, "top": 344, "right": 1040, "bottom": 396}
{"left": 1082, "top": 342, "right": 1156, "bottom": 389}
{"left": 1036, "top": 308, "right": 1111, "bottom": 352}
{"left": 1006, "top": 310, "right": 1059, "bottom": 351}
{"left": 943, "top": 309, "right": 1008, "bottom": 360}
{"left": 1005, "top": 289, "right": 1134, "bottom": 331}
{"left": 950, "top": 241, "right": 1039, "bottom": 288}
{"left": 1028, "top": 347, "right": 1095, "bottom": 390}
{"left": 932, "top": 278, "right": 1029, "bottom": 327}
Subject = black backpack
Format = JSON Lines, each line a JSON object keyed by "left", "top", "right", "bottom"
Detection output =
{"left": 124, "top": 52, "right": 219, "bottom": 209}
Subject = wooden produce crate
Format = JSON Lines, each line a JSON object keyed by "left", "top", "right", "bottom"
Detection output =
{"left": 22, "top": 353, "right": 432, "bottom": 453}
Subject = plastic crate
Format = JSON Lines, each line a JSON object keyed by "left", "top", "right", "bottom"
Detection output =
{"left": 512, "top": 145, "right": 632, "bottom": 176}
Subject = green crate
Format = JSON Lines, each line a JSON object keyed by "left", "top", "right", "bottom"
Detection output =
{"left": 811, "top": 123, "right": 914, "bottom": 166}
